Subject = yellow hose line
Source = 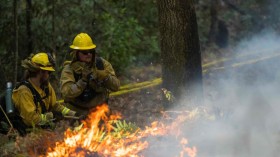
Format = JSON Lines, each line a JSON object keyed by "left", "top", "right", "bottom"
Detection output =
{"left": 110, "top": 78, "right": 162, "bottom": 97}
{"left": 232, "top": 53, "right": 280, "bottom": 67}
{"left": 203, "top": 52, "right": 280, "bottom": 72}
{"left": 120, "top": 78, "right": 162, "bottom": 90}
{"left": 118, "top": 51, "right": 280, "bottom": 91}
{"left": 56, "top": 78, "right": 162, "bottom": 102}
{"left": 202, "top": 49, "right": 279, "bottom": 68}
{"left": 111, "top": 52, "right": 280, "bottom": 96}
{"left": 56, "top": 51, "right": 280, "bottom": 101}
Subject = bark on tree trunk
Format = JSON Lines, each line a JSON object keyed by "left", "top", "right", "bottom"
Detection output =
{"left": 157, "top": 0, "right": 203, "bottom": 108}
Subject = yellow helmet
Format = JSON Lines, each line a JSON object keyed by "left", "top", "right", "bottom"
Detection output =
{"left": 70, "top": 33, "right": 96, "bottom": 50}
{"left": 31, "top": 52, "right": 55, "bottom": 71}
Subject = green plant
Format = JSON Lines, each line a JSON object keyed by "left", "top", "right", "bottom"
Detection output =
{"left": 110, "top": 120, "right": 140, "bottom": 138}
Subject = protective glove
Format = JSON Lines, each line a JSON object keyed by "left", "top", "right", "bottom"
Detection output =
{"left": 81, "top": 66, "right": 93, "bottom": 82}
{"left": 39, "top": 112, "right": 54, "bottom": 125}
{"left": 66, "top": 110, "right": 76, "bottom": 117}
{"left": 96, "top": 70, "right": 109, "bottom": 82}
{"left": 65, "top": 112, "right": 86, "bottom": 120}
{"left": 61, "top": 107, "right": 76, "bottom": 117}
{"left": 75, "top": 112, "right": 86, "bottom": 120}
{"left": 70, "top": 62, "right": 85, "bottom": 73}
{"left": 61, "top": 107, "right": 85, "bottom": 120}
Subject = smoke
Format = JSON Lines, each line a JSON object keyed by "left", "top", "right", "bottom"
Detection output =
{"left": 236, "top": 30, "right": 280, "bottom": 55}
{"left": 188, "top": 30, "right": 280, "bottom": 157}
{"left": 138, "top": 30, "right": 280, "bottom": 157}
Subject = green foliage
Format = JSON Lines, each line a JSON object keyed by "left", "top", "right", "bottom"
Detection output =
{"left": 71, "top": 119, "right": 140, "bottom": 140}
{"left": 111, "top": 120, "right": 139, "bottom": 138}
{"left": 97, "top": 12, "right": 144, "bottom": 72}
{"left": 1, "top": 0, "right": 278, "bottom": 84}
{"left": 0, "top": 0, "right": 160, "bottom": 86}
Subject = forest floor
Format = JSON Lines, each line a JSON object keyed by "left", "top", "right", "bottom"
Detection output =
{"left": 1, "top": 48, "right": 280, "bottom": 156}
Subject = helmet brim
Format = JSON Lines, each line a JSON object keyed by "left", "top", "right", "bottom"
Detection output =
{"left": 40, "top": 67, "right": 55, "bottom": 71}
{"left": 69, "top": 44, "right": 96, "bottom": 50}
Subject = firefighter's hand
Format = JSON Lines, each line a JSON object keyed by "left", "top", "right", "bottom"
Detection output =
{"left": 61, "top": 107, "right": 76, "bottom": 117}
{"left": 96, "top": 70, "right": 109, "bottom": 82}
{"left": 81, "top": 66, "right": 92, "bottom": 82}
{"left": 70, "top": 62, "right": 84, "bottom": 73}
{"left": 75, "top": 112, "right": 86, "bottom": 120}
{"left": 63, "top": 111, "right": 86, "bottom": 120}
{"left": 61, "top": 107, "right": 85, "bottom": 120}
{"left": 65, "top": 110, "right": 76, "bottom": 117}
{"left": 39, "top": 112, "right": 54, "bottom": 125}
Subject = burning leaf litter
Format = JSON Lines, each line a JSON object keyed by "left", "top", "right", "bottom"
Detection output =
{"left": 45, "top": 104, "right": 197, "bottom": 157}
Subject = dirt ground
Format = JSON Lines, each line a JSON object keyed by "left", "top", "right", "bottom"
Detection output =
{"left": 110, "top": 63, "right": 164, "bottom": 127}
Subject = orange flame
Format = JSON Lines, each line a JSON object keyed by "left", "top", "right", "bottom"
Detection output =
{"left": 46, "top": 104, "right": 196, "bottom": 157}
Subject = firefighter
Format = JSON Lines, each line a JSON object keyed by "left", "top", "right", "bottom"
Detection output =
{"left": 60, "top": 32, "right": 120, "bottom": 116}
{"left": 12, "top": 52, "right": 76, "bottom": 133}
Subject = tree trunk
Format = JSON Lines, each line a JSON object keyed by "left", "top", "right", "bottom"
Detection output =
{"left": 13, "top": 0, "right": 18, "bottom": 83}
{"left": 157, "top": 0, "right": 203, "bottom": 108}
{"left": 26, "top": 0, "right": 33, "bottom": 56}
{"left": 208, "top": 0, "right": 218, "bottom": 44}
{"left": 208, "top": 1, "right": 229, "bottom": 48}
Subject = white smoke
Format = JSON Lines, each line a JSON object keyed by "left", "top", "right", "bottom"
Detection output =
{"left": 190, "top": 30, "right": 280, "bottom": 157}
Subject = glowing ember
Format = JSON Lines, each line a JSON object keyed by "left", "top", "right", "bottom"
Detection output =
{"left": 45, "top": 104, "right": 196, "bottom": 157}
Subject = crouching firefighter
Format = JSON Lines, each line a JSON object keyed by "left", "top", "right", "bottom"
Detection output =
{"left": 12, "top": 52, "right": 77, "bottom": 136}
{"left": 60, "top": 33, "right": 120, "bottom": 117}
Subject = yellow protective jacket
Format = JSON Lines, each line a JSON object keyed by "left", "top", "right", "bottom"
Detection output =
{"left": 60, "top": 57, "right": 120, "bottom": 110}
{"left": 12, "top": 80, "right": 65, "bottom": 126}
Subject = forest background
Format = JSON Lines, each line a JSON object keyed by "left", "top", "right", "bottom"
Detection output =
{"left": 1, "top": 0, "right": 280, "bottom": 156}
{"left": 1, "top": 0, "right": 280, "bottom": 94}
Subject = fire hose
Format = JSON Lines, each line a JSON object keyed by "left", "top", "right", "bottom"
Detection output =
{"left": 2, "top": 50, "right": 279, "bottom": 135}
{"left": 2, "top": 50, "right": 280, "bottom": 106}
{"left": 110, "top": 51, "right": 280, "bottom": 96}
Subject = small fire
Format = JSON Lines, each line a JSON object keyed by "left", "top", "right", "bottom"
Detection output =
{"left": 46, "top": 104, "right": 196, "bottom": 157}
